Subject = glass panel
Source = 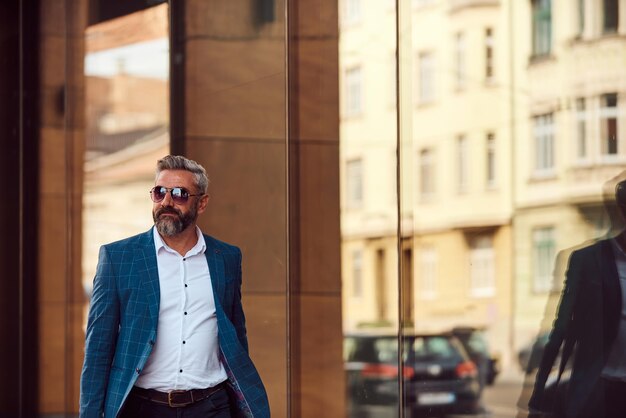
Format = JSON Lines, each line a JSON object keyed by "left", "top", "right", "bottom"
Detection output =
{"left": 400, "top": 1, "right": 626, "bottom": 418}
{"left": 340, "top": 0, "right": 400, "bottom": 416}
{"left": 15, "top": 0, "right": 626, "bottom": 417}
{"left": 402, "top": 1, "right": 511, "bottom": 417}
{"left": 83, "top": 5, "right": 170, "bottom": 287}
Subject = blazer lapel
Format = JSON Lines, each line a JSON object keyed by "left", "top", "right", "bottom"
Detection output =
{"left": 136, "top": 229, "right": 160, "bottom": 323}
{"left": 205, "top": 238, "right": 226, "bottom": 306}
{"left": 600, "top": 239, "right": 621, "bottom": 336}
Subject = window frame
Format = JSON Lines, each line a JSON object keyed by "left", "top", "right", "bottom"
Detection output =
{"left": 532, "top": 113, "right": 555, "bottom": 177}
{"left": 344, "top": 66, "right": 363, "bottom": 118}
{"left": 531, "top": 0, "right": 552, "bottom": 58}
{"left": 469, "top": 235, "right": 496, "bottom": 298}
{"left": 600, "top": 93, "right": 619, "bottom": 161}
{"left": 532, "top": 226, "right": 556, "bottom": 293}
{"left": 346, "top": 158, "right": 364, "bottom": 209}
{"left": 419, "top": 148, "right": 436, "bottom": 199}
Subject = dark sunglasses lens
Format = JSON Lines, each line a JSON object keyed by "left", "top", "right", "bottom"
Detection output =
{"left": 170, "top": 187, "right": 189, "bottom": 203}
{"left": 151, "top": 187, "right": 167, "bottom": 202}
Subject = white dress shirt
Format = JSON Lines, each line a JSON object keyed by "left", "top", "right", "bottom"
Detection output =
{"left": 135, "top": 226, "right": 228, "bottom": 391}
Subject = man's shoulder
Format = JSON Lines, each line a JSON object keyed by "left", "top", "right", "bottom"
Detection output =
{"left": 203, "top": 234, "right": 241, "bottom": 255}
{"left": 572, "top": 238, "right": 609, "bottom": 256}
{"left": 102, "top": 229, "right": 153, "bottom": 251}
{"left": 567, "top": 238, "right": 613, "bottom": 266}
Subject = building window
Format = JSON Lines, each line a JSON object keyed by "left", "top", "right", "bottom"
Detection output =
{"left": 344, "top": 0, "right": 361, "bottom": 24}
{"left": 469, "top": 235, "right": 495, "bottom": 297}
{"left": 485, "top": 28, "right": 494, "bottom": 81}
{"left": 531, "top": 0, "right": 552, "bottom": 57}
{"left": 346, "top": 159, "right": 363, "bottom": 208}
{"left": 344, "top": 66, "right": 362, "bottom": 117}
{"left": 455, "top": 32, "right": 466, "bottom": 90}
{"left": 375, "top": 249, "right": 387, "bottom": 321}
{"left": 533, "top": 227, "right": 556, "bottom": 293}
{"left": 603, "top": 0, "right": 619, "bottom": 33}
{"left": 533, "top": 113, "right": 555, "bottom": 176}
{"left": 486, "top": 133, "right": 496, "bottom": 188}
{"left": 420, "top": 148, "right": 435, "bottom": 198}
{"left": 401, "top": 248, "right": 414, "bottom": 326}
{"left": 352, "top": 250, "right": 363, "bottom": 298}
{"left": 457, "top": 135, "right": 469, "bottom": 193}
{"left": 418, "top": 52, "right": 435, "bottom": 104}
{"left": 419, "top": 246, "right": 437, "bottom": 299}
{"left": 577, "top": 0, "right": 585, "bottom": 36}
{"left": 575, "top": 98, "right": 588, "bottom": 161}
{"left": 600, "top": 93, "right": 618, "bottom": 158}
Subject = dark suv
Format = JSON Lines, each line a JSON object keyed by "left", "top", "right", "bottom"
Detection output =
{"left": 451, "top": 327, "right": 500, "bottom": 388}
{"left": 345, "top": 333, "right": 482, "bottom": 417}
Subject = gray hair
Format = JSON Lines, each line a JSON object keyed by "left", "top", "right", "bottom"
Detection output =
{"left": 155, "top": 155, "right": 209, "bottom": 194}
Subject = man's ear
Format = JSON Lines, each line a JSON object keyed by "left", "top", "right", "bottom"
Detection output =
{"left": 197, "top": 194, "right": 210, "bottom": 214}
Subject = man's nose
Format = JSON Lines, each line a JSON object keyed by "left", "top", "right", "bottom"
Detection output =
{"left": 160, "top": 190, "right": 174, "bottom": 206}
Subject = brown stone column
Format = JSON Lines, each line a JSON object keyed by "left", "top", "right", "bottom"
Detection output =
{"left": 37, "top": 0, "right": 87, "bottom": 414}
{"left": 287, "top": 0, "right": 344, "bottom": 416}
{"left": 181, "top": 0, "right": 344, "bottom": 416}
{"left": 182, "top": 0, "right": 289, "bottom": 415}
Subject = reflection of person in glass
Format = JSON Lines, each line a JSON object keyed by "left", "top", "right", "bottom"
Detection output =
{"left": 529, "top": 179, "right": 626, "bottom": 417}
{"left": 79, "top": 155, "right": 269, "bottom": 418}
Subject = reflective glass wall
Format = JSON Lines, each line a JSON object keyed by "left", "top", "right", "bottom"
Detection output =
{"left": 4, "top": 0, "right": 626, "bottom": 417}
{"left": 340, "top": 1, "right": 626, "bottom": 418}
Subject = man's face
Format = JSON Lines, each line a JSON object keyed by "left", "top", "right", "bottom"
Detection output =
{"left": 152, "top": 169, "right": 208, "bottom": 237}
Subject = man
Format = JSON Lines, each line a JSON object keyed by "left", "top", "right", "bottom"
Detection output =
{"left": 528, "top": 179, "right": 626, "bottom": 417}
{"left": 80, "top": 155, "right": 269, "bottom": 418}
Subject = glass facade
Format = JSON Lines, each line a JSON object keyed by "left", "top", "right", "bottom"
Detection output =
{"left": 3, "top": 0, "right": 626, "bottom": 417}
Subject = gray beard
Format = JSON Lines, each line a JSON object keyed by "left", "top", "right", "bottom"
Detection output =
{"left": 153, "top": 206, "right": 197, "bottom": 237}
{"left": 155, "top": 217, "right": 184, "bottom": 237}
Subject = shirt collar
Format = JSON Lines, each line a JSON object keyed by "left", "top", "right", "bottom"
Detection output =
{"left": 153, "top": 225, "right": 206, "bottom": 257}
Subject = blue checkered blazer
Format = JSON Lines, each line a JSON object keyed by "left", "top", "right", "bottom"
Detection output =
{"left": 79, "top": 229, "right": 270, "bottom": 418}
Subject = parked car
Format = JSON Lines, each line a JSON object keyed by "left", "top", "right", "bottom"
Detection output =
{"left": 344, "top": 332, "right": 482, "bottom": 417}
{"left": 451, "top": 327, "right": 500, "bottom": 387}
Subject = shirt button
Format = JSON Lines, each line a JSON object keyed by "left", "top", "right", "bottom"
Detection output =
{"left": 179, "top": 369, "right": 183, "bottom": 373}
{"left": 185, "top": 284, "right": 188, "bottom": 288}
{"left": 183, "top": 340, "right": 186, "bottom": 344}
{"left": 184, "top": 312, "right": 188, "bottom": 315}
{"left": 183, "top": 258, "right": 186, "bottom": 261}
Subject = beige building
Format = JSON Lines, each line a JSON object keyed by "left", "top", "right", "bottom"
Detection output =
{"left": 340, "top": 0, "right": 626, "bottom": 373}
{"left": 512, "top": 0, "right": 626, "bottom": 352}
{"left": 340, "top": 0, "right": 516, "bottom": 368}
{"left": 340, "top": 0, "right": 399, "bottom": 331}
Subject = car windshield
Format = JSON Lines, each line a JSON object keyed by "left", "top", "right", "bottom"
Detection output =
{"left": 465, "top": 332, "right": 489, "bottom": 355}
{"left": 412, "top": 336, "right": 462, "bottom": 362}
{"left": 345, "top": 336, "right": 410, "bottom": 364}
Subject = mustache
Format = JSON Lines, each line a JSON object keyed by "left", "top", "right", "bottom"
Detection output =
{"left": 155, "top": 207, "right": 182, "bottom": 218}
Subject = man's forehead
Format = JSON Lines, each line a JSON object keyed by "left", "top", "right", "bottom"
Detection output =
{"left": 156, "top": 169, "right": 194, "bottom": 185}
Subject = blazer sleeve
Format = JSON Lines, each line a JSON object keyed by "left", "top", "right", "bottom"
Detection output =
{"left": 528, "top": 249, "right": 583, "bottom": 411}
{"left": 230, "top": 248, "right": 249, "bottom": 354}
{"left": 79, "top": 246, "right": 120, "bottom": 418}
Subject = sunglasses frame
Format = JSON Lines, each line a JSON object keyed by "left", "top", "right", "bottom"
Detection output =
{"left": 149, "top": 186, "right": 204, "bottom": 204}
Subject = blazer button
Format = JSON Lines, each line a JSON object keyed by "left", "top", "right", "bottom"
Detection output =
{"left": 214, "top": 249, "right": 220, "bottom": 254}
{"left": 135, "top": 368, "right": 141, "bottom": 374}
{"left": 149, "top": 340, "right": 155, "bottom": 346}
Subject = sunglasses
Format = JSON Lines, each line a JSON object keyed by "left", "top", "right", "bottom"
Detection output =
{"left": 150, "top": 186, "right": 203, "bottom": 204}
